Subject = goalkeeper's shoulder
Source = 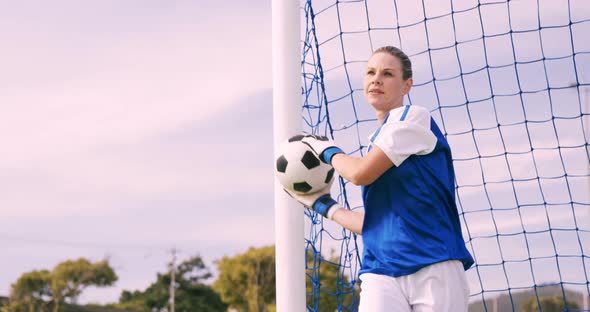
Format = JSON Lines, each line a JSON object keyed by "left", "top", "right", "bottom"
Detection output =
{"left": 386, "top": 105, "right": 432, "bottom": 126}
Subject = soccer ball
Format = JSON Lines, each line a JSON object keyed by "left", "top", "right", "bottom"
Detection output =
{"left": 275, "top": 135, "right": 335, "bottom": 195}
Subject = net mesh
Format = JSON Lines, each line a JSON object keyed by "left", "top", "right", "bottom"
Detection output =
{"left": 300, "top": 0, "right": 590, "bottom": 311}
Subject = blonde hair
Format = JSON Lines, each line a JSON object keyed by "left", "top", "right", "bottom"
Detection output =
{"left": 373, "top": 46, "right": 413, "bottom": 80}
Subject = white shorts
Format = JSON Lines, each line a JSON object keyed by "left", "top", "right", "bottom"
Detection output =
{"left": 358, "top": 260, "right": 469, "bottom": 312}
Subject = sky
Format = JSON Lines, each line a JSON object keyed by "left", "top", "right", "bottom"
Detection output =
{"left": 1, "top": 0, "right": 589, "bottom": 307}
{"left": 0, "top": 0, "right": 274, "bottom": 304}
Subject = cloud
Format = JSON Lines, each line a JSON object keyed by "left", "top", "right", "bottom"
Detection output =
{"left": 0, "top": 0, "right": 274, "bottom": 218}
{"left": 0, "top": 87, "right": 275, "bottom": 302}
{"left": 0, "top": 87, "right": 274, "bottom": 216}
{"left": 0, "top": 0, "right": 271, "bottom": 165}
{"left": 0, "top": 2, "right": 276, "bottom": 301}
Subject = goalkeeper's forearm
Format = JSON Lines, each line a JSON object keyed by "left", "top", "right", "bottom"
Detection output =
{"left": 331, "top": 144, "right": 395, "bottom": 186}
{"left": 329, "top": 207, "right": 364, "bottom": 235}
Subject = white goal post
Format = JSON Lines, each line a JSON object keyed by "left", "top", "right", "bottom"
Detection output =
{"left": 272, "top": 0, "right": 306, "bottom": 311}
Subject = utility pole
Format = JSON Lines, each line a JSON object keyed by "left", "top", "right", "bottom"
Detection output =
{"left": 492, "top": 295, "right": 498, "bottom": 312}
{"left": 169, "top": 247, "right": 177, "bottom": 312}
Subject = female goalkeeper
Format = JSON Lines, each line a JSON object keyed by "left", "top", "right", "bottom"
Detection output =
{"left": 289, "top": 46, "right": 475, "bottom": 312}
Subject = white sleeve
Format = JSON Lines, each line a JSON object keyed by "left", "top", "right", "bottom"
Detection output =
{"left": 372, "top": 105, "right": 437, "bottom": 167}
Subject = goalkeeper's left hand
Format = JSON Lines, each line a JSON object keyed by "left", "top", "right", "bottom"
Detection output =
{"left": 284, "top": 187, "right": 339, "bottom": 219}
{"left": 301, "top": 135, "right": 344, "bottom": 165}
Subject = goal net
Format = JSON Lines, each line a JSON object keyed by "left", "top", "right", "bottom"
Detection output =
{"left": 300, "top": 0, "right": 590, "bottom": 311}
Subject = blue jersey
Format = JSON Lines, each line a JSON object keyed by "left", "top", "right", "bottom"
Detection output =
{"left": 359, "top": 105, "right": 474, "bottom": 277}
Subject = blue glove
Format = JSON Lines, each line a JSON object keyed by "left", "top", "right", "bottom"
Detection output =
{"left": 284, "top": 187, "right": 338, "bottom": 218}
{"left": 301, "top": 135, "right": 344, "bottom": 164}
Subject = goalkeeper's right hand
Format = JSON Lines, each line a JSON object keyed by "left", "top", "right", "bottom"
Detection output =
{"left": 284, "top": 187, "right": 339, "bottom": 219}
{"left": 301, "top": 135, "right": 344, "bottom": 165}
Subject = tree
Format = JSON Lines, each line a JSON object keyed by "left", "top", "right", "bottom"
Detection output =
{"left": 521, "top": 295, "right": 580, "bottom": 312}
{"left": 8, "top": 258, "right": 117, "bottom": 312}
{"left": 51, "top": 258, "right": 117, "bottom": 309}
{"left": 213, "top": 246, "right": 276, "bottom": 312}
{"left": 8, "top": 270, "right": 52, "bottom": 312}
{"left": 113, "top": 255, "right": 226, "bottom": 312}
{"left": 213, "top": 245, "right": 357, "bottom": 312}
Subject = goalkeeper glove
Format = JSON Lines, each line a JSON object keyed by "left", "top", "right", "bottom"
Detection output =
{"left": 301, "top": 135, "right": 344, "bottom": 165}
{"left": 284, "top": 187, "right": 339, "bottom": 219}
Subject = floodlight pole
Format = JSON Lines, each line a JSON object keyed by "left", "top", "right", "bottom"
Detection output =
{"left": 272, "top": 0, "right": 306, "bottom": 311}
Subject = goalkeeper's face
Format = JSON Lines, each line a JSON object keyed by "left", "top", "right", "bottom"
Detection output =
{"left": 364, "top": 52, "right": 413, "bottom": 112}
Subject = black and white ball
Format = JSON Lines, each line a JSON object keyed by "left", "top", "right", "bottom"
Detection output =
{"left": 275, "top": 135, "right": 335, "bottom": 195}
